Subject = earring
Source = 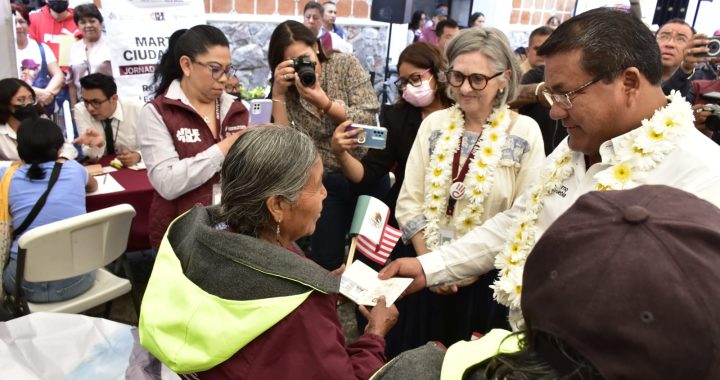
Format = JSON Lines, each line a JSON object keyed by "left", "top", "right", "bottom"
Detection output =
{"left": 316, "top": 50, "right": 320, "bottom": 54}
{"left": 275, "top": 222, "right": 281, "bottom": 242}
{"left": 499, "top": 88, "right": 505, "bottom": 94}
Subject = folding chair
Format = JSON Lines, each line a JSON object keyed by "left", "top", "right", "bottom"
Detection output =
{"left": 12, "top": 204, "right": 136, "bottom": 317}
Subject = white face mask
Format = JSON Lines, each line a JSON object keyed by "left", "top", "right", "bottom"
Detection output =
{"left": 402, "top": 77, "right": 435, "bottom": 107}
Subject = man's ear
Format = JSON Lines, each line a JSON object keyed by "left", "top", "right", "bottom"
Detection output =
{"left": 620, "top": 67, "right": 642, "bottom": 104}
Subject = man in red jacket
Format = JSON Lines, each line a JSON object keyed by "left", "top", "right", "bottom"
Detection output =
{"left": 28, "top": 1, "right": 79, "bottom": 72}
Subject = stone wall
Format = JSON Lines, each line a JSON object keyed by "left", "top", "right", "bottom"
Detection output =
{"left": 211, "top": 21, "right": 389, "bottom": 91}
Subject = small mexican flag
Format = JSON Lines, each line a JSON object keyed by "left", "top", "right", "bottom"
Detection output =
{"left": 349, "top": 195, "right": 402, "bottom": 265}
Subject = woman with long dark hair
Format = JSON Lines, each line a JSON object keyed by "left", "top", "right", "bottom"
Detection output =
{"left": 136, "top": 25, "right": 249, "bottom": 249}
{"left": 0, "top": 78, "right": 75, "bottom": 166}
{"left": 267, "top": 20, "right": 379, "bottom": 271}
{"left": 1, "top": 118, "right": 97, "bottom": 303}
{"left": 407, "top": 10, "right": 427, "bottom": 45}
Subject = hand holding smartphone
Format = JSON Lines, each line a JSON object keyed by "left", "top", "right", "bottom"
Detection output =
{"left": 345, "top": 124, "right": 388, "bottom": 149}
{"left": 249, "top": 99, "right": 273, "bottom": 126}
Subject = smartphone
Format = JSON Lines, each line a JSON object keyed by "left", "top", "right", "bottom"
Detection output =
{"left": 345, "top": 124, "right": 388, "bottom": 149}
{"left": 249, "top": 99, "right": 273, "bottom": 126}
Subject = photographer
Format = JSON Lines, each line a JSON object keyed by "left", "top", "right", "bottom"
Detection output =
{"left": 658, "top": 19, "right": 718, "bottom": 96}
{"left": 268, "top": 20, "right": 379, "bottom": 271}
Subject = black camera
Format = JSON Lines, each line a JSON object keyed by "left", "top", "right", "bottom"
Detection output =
{"left": 292, "top": 55, "right": 317, "bottom": 87}
{"left": 700, "top": 36, "right": 720, "bottom": 58}
{"left": 704, "top": 103, "right": 720, "bottom": 132}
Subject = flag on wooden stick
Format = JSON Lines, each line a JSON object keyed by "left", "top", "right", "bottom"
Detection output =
{"left": 348, "top": 195, "right": 402, "bottom": 265}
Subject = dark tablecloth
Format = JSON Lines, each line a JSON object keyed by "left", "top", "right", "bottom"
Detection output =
{"left": 85, "top": 157, "right": 153, "bottom": 251}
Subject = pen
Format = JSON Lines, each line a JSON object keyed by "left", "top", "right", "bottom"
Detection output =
{"left": 103, "top": 174, "right": 108, "bottom": 184}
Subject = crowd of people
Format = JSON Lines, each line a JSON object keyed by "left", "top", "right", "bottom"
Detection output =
{"left": 2, "top": 0, "right": 720, "bottom": 379}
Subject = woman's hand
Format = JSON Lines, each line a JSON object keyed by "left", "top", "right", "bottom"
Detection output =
{"left": 217, "top": 127, "right": 249, "bottom": 155}
{"left": 330, "top": 120, "right": 362, "bottom": 155}
{"left": 272, "top": 59, "right": 296, "bottom": 99}
{"left": 295, "top": 77, "right": 330, "bottom": 110}
{"left": 34, "top": 88, "right": 55, "bottom": 107}
{"left": 359, "top": 296, "right": 399, "bottom": 338}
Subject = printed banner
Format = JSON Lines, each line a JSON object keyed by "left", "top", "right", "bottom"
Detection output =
{"left": 102, "top": 0, "right": 206, "bottom": 102}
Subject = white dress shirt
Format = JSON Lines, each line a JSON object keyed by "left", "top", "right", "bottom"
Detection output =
{"left": 419, "top": 126, "right": 720, "bottom": 286}
{"left": 74, "top": 97, "right": 144, "bottom": 161}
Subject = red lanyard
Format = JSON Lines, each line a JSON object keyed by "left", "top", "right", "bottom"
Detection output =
{"left": 446, "top": 134, "right": 482, "bottom": 217}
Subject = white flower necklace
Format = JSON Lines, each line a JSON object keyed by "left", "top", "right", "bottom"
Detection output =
{"left": 423, "top": 105, "right": 512, "bottom": 250}
{"left": 492, "top": 91, "right": 695, "bottom": 325}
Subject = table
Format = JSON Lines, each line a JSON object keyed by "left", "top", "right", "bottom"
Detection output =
{"left": 85, "top": 157, "right": 153, "bottom": 251}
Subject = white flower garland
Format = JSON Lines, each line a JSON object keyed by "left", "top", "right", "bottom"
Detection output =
{"left": 492, "top": 91, "right": 695, "bottom": 325}
{"left": 423, "top": 105, "right": 512, "bottom": 250}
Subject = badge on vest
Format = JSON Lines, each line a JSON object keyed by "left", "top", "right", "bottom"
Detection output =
{"left": 176, "top": 128, "right": 201, "bottom": 143}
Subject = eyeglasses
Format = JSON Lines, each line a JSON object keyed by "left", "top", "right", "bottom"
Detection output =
{"left": 542, "top": 77, "right": 601, "bottom": 110}
{"left": 656, "top": 32, "right": 690, "bottom": 45}
{"left": 193, "top": 61, "right": 237, "bottom": 81}
{"left": 445, "top": 70, "right": 503, "bottom": 91}
{"left": 13, "top": 96, "right": 36, "bottom": 106}
{"left": 394, "top": 68, "right": 432, "bottom": 91}
{"left": 82, "top": 98, "right": 110, "bottom": 108}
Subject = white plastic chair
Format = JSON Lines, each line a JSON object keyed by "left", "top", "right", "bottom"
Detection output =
{"left": 13, "top": 204, "right": 136, "bottom": 316}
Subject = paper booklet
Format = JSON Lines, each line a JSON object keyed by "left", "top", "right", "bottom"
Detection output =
{"left": 340, "top": 260, "right": 412, "bottom": 306}
{"left": 87, "top": 174, "right": 125, "bottom": 196}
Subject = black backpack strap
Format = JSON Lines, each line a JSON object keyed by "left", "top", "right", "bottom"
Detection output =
{"left": 12, "top": 162, "right": 63, "bottom": 240}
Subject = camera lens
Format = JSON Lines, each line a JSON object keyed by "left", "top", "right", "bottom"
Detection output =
{"left": 292, "top": 56, "right": 316, "bottom": 87}
{"left": 298, "top": 67, "right": 316, "bottom": 86}
{"left": 708, "top": 39, "right": 720, "bottom": 57}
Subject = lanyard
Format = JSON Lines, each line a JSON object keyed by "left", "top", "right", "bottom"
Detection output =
{"left": 214, "top": 100, "right": 223, "bottom": 141}
{"left": 446, "top": 134, "right": 482, "bottom": 217}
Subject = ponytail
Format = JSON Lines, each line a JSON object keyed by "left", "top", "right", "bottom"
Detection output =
{"left": 16, "top": 118, "right": 64, "bottom": 180}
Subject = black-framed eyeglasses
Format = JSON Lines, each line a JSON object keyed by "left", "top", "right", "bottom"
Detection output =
{"left": 445, "top": 70, "right": 503, "bottom": 91}
{"left": 542, "top": 77, "right": 602, "bottom": 110}
{"left": 394, "top": 68, "right": 432, "bottom": 91}
{"left": 82, "top": 97, "right": 110, "bottom": 108}
{"left": 193, "top": 61, "right": 237, "bottom": 81}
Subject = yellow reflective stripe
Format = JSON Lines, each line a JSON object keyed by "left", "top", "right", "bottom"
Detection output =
{"left": 440, "top": 329, "right": 521, "bottom": 380}
{"left": 139, "top": 232, "right": 311, "bottom": 374}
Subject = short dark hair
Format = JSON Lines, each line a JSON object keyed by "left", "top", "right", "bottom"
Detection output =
{"left": 528, "top": 26, "right": 553, "bottom": 45}
{"left": 73, "top": 3, "right": 103, "bottom": 25}
{"left": 0, "top": 78, "right": 35, "bottom": 125}
{"left": 80, "top": 73, "right": 117, "bottom": 99}
{"left": 17, "top": 118, "right": 65, "bottom": 180}
{"left": 11, "top": 3, "right": 30, "bottom": 25}
{"left": 152, "top": 25, "right": 230, "bottom": 97}
{"left": 537, "top": 8, "right": 662, "bottom": 85}
{"left": 304, "top": 1, "right": 324, "bottom": 15}
{"left": 436, "top": 18, "right": 459, "bottom": 38}
{"left": 658, "top": 18, "right": 696, "bottom": 35}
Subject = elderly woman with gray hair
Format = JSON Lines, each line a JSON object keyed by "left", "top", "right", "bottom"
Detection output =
{"left": 139, "top": 125, "right": 398, "bottom": 379}
{"left": 392, "top": 28, "right": 545, "bottom": 353}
